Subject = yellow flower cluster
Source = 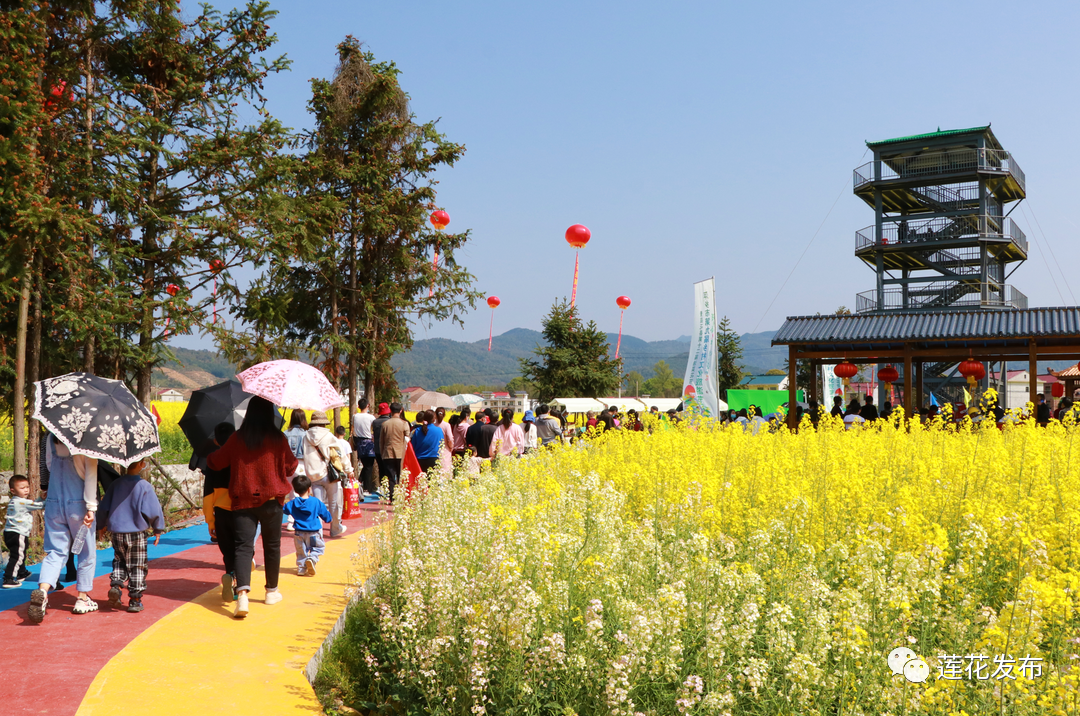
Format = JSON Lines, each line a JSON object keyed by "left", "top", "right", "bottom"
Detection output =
{"left": 349, "top": 411, "right": 1079, "bottom": 716}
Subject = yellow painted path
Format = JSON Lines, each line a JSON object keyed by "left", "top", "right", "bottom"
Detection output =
{"left": 76, "top": 524, "right": 380, "bottom": 715}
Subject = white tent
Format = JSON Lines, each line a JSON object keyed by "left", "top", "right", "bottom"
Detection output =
{"left": 551, "top": 398, "right": 608, "bottom": 413}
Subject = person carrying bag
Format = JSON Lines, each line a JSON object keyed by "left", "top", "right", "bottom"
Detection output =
{"left": 302, "top": 412, "right": 347, "bottom": 538}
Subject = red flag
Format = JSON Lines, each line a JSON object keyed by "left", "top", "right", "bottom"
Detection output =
{"left": 151, "top": 404, "right": 162, "bottom": 426}
{"left": 403, "top": 442, "right": 423, "bottom": 500}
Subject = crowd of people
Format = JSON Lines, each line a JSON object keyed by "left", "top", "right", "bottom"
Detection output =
{"left": 10, "top": 386, "right": 1075, "bottom": 624}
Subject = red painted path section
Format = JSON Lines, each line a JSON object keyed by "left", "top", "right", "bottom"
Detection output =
{"left": 4, "top": 504, "right": 387, "bottom": 716}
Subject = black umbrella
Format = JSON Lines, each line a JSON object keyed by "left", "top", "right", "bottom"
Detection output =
{"left": 32, "top": 372, "right": 161, "bottom": 467}
{"left": 180, "top": 380, "right": 284, "bottom": 467}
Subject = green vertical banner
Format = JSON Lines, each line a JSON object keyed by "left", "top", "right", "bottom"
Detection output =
{"left": 682, "top": 278, "right": 719, "bottom": 417}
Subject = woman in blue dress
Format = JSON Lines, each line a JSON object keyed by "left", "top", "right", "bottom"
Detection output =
{"left": 29, "top": 435, "right": 99, "bottom": 622}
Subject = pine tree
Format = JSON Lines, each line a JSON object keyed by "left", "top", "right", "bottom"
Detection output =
{"left": 716, "top": 315, "right": 745, "bottom": 398}
{"left": 643, "top": 360, "right": 682, "bottom": 398}
{"left": 94, "top": 0, "right": 296, "bottom": 404}
{"left": 520, "top": 300, "right": 621, "bottom": 402}
{"left": 220, "top": 37, "right": 480, "bottom": 413}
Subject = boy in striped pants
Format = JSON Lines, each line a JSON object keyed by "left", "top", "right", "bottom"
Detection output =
{"left": 96, "top": 460, "right": 165, "bottom": 613}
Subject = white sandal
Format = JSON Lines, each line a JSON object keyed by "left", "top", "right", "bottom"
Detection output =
{"left": 72, "top": 597, "right": 99, "bottom": 615}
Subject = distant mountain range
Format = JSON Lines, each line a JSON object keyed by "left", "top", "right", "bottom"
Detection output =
{"left": 157, "top": 329, "right": 789, "bottom": 391}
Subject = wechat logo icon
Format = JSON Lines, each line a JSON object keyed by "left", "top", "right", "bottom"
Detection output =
{"left": 888, "top": 647, "right": 930, "bottom": 683}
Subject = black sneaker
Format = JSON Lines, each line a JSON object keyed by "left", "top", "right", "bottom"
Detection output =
{"left": 127, "top": 598, "right": 144, "bottom": 613}
{"left": 2, "top": 578, "right": 21, "bottom": 589}
{"left": 108, "top": 586, "right": 123, "bottom": 607}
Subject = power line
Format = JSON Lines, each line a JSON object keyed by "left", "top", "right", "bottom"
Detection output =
{"left": 752, "top": 148, "right": 868, "bottom": 333}
{"left": 1022, "top": 200, "right": 1076, "bottom": 304}
{"left": 1019, "top": 204, "right": 1066, "bottom": 305}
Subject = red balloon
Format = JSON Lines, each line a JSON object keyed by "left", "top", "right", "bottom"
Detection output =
{"left": 166, "top": 284, "right": 179, "bottom": 297}
{"left": 209, "top": 259, "right": 225, "bottom": 273}
{"left": 487, "top": 296, "right": 501, "bottom": 309}
{"left": 616, "top": 295, "right": 632, "bottom": 309}
{"left": 430, "top": 210, "right": 450, "bottom": 230}
{"left": 565, "top": 224, "right": 591, "bottom": 249}
{"left": 877, "top": 365, "right": 899, "bottom": 385}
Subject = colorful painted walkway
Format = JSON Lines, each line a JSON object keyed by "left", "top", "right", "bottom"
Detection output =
{"left": 3, "top": 502, "right": 389, "bottom": 716}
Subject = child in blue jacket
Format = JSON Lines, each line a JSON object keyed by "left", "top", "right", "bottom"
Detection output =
{"left": 97, "top": 459, "right": 166, "bottom": 613}
{"left": 282, "top": 474, "right": 331, "bottom": 576}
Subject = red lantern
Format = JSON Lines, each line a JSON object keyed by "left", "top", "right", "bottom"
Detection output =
{"left": 1052, "top": 382, "right": 1065, "bottom": 398}
{"left": 209, "top": 259, "right": 225, "bottom": 273}
{"left": 973, "top": 364, "right": 986, "bottom": 382}
{"left": 430, "top": 210, "right": 450, "bottom": 230}
{"left": 834, "top": 361, "right": 858, "bottom": 387}
{"left": 615, "top": 296, "right": 631, "bottom": 358}
{"left": 44, "top": 81, "right": 72, "bottom": 111}
{"left": 877, "top": 364, "right": 899, "bottom": 385}
{"left": 486, "top": 296, "right": 500, "bottom": 351}
{"left": 566, "top": 224, "right": 591, "bottom": 308}
{"left": 166, "top": 284, "right": 179, "bottom": 297}
{"left": 565, "top": 224, "right": 591, "bottom": 249}
{"left": 958, "top": 358, "right": 983, "bottom": 388}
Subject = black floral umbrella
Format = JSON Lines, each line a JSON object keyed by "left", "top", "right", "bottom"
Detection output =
{"left": 32, "top": 372, "right": 161, "bottom": 467}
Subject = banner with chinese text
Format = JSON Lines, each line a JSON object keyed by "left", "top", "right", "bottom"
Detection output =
{"left": 682, "top": 278, "right": 719, "bottom": 418}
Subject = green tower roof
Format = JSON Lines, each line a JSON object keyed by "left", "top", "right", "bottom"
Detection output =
{"left": 866, "top": 125, "right": 991, "bottom": 147}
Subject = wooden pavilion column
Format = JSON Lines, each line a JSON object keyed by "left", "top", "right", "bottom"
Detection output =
{"left": 903, "top": 344, "right": 913, "bottom": 417}
{"left": 1029, "top": 339, "right": 1038, "bottom": 406}
{"left": 915, "top": 361, "right": 923, "bottom": 411}
{"left": 788, "top": 345, "right": 798, "bottom": 430}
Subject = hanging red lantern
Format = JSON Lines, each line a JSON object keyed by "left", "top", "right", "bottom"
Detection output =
{"left": 616, "top": 295, "right": 631, "bottom": 309}
{"left": 958, "top": 359, "right": 984, "bottom": 388}
{"left": 877, "top": 364, "right": 899, "bottom": 385}
{"left": 209, "top": 259, "right": 225, "bottom": 273}
{"left": 973, "top": 364, "right": 986, "bottom": 382}
{"left": 430, "top": 210, "right": 450, "bottom": 230}
{"left": 1052, "top": 382, "right": 1065, "bottom": 398}
{"left": 834, "top": 361, "right": 858, "bottom": 387}
{"left": 166, "top": 283, "right": 179, "bottom": 296}
{"left": 44, "top": 81, "right": 72, "bottom": 111}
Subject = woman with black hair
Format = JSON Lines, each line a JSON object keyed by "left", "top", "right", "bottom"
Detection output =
{"left": 411, "top": 410, "right": 443, "bottom": 474}
{"left": 434, "top": 407, "right": 454, "bottom": 476}
{"left": 490, "top": 408, "right": 526, "bottom": 458}
{"left": 207, "top": 396, "right": 298, "bottom": 619}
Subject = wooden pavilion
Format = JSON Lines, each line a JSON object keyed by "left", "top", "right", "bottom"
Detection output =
{"left": 773, "top": 308, "right": 1080, "bottom": 428}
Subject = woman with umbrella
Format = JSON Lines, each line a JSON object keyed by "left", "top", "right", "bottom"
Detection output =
{"left": 28, "top": 372, "right": 163, "bottom": 623}
{"left": 206, "top": 396, "right": 297, "bottom": 618}
{"left": 28, "top": 435, "right": 100, "bottom": 622}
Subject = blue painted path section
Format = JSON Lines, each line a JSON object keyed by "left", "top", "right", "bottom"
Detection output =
{"left": 0, "top": 521, "right": 212, "bottom": 613}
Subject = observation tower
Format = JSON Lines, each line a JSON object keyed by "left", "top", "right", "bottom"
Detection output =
{"left": 852, "top": 125, "right": 1027, "bottom": 314}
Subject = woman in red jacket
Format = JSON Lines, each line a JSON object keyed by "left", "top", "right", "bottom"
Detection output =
{"left": 207, "top": 396, "right": 297, "bottom": 619}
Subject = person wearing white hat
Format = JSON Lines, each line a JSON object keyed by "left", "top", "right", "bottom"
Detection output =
{"left": 303, "top": 412, "right": 346, "bottom": 538}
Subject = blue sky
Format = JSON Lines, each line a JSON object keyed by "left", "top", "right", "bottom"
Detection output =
{"left": 173, "top": 0, "right": 1080, "bottom": 349}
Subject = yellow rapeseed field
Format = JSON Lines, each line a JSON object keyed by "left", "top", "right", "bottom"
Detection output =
{"left": 332, "top": 405, "right": 1080, "bottom": 716}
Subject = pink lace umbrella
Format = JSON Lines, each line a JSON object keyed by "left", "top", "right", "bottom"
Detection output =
{"left": 235, "top": 360, "right": 346, "bottom": 412}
